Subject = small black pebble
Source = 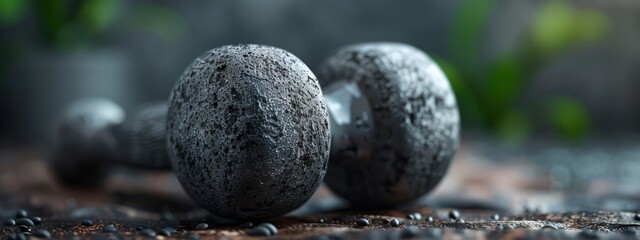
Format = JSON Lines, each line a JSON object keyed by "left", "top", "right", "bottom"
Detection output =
{"left": 407, "top": 212, "right": 422, "bottom": 220}
{"left": 187, "top": 233, "right": 200, "bottom": 240}
{"left": 319, "top": 218, "right": 325, "bottom": 224}
{"left": 4, "top": 218, "right": 16, "bottom": 226}
{"left": 136, "top": 224, "right": 149, "bottom": 231}
{"left": 140, "top": 229, "right": 156, "bottom": 238}
{"left": 31, "top": 217, "right": 42, "bottom": 225}
{"left": 542, "top": 224, "right": 558, "bottom": 230}
{"left": 102, "top": 225, "right": 117, "bottom": 233}
{"left": 243, "top": 221, "right": 254, "bottom": 228}
{"left": 158, "top": 228, "right": 171, "bottom": 237}
{"left": 81, "top": 220, "right": 93, "bottom": 226}
{"left": 355, "top": 218, "right": 370, "bottom": 227}
{"left": 18, "top": 225, "right": 31, "bottom": 232}
{"left": 456, "top": 219, "right": 465, "bottom": 223}
{"left": 503, "top": 225, "right": 514, "bottom": 230}
{"left": 427, "top": 216, "right": 434, "bottom": 222}
{"left": 401, "top": 227, "right": 419, "bottom": 238}
{"left": 390, "top": 218, "right": 400, "bottom": 227}
{"left": 16, "top": 218, "right": 34, "bottom": 227}
{"left": 449, "top": 209, "right": 460, "bottom": 220}
{"left": 258, "top": 223, "right": 277, "bottom": 235}
{"left": 8, "top": 233, "right": 27, "bottom": 240}
{"left": 247, "top": 226, "right": 271, "bottom": 236}
{"left": 32, "top": 229, "right": 51, "bottom": 239}
{"left": 491, "top": 214, "right": 500, "bottom": 221}
{"left": 194, "top": 223, "right": 208, "bottom": 230}
{"left": 15, "top": 209, "right": 28, "bottom": 219}
{"left": 495, "top": 225, "right": 504, "bottom": 231}
{"left": 635, "top": 213, "right": 640, "bottom": 221}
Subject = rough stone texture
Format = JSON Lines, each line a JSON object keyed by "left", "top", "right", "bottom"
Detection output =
{"left": 117, "top": 102, "right": 171, "bottom": 169}
{"left": 49, "top": 98, "right": 125, "bottom": 187}
{"left": 167, "top": 44, "right": 331, "bottom": 220}
{"left": 319, "top": 42, "right": 460, "bottom": 208}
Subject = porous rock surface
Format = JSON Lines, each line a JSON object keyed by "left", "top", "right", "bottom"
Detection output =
{"left": 319, "top": 42, "right": 460, "bottom": 208}
{"left": 167, "top": 44, "right": 330, "bottom": 220}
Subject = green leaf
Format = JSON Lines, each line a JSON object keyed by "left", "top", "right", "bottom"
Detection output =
{"left": 531, "top": 0, "right": 576, "bottom": 56}
{"left": 496, "top": 110, "right": 531, "bottom": 143}
{"left": 531, "top": 0, "right": 609, "bottom": 58}
{"left": 575, "top": 10, "right": 609, "bottom": 43}
{"left": 33, "top": 0, "right": 66, "bottom": 45}
{"left": 482, "top": 56, "right": 523, "bottom": 126}
{"left": 79, "top": 0, "right": 121, "bottom": 34}
{"left": 434, "top": 57, "right": 486, "bottom": 127}
{"left": 0, "top": 0, "right": 25, "bottom": 24}
{"left": 126, "top": 4, "right": 188, "bottom": 45}
{"left": 546, "top": 97, "right": 590, "bottom": 141}
{"left": 449, "top": 0, "right": 498, "bottom": 72}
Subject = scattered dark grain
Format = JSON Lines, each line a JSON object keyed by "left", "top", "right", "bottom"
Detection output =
{"left": 32, "top": 229, "right": 51, "bottom": 239}
{"left": 390, "top": 218, "right": 400, "bottom": 227}
{"left": 194, "top": 223, "right": 208, "bottom": 230}
{"left": 140, "top": 229, "right": 156, "bottom": 238}
{"left": 16, "top": 218, "right": 34, "bottom": 227}
{"left": 81, "top": 220, "right": 93, "bottom": 226}
{"left": 355, "top": 218, "right": 370, "bottom": 227}
{"left": 18, "top": 225, "right": 31, "bottom": 232}
{"left": 247, "top": 226, "right": 271, "bottom": 236}
{"left": 449, "top": 210, "right": 460, "bottom": 220}
{"left": 158, "top": 228, "right": 171, "bottom": 237}
{"left": 258, "top": 223, "right": 277, "bottom": 235}
{"left": 4, "top": 218, "right": 16, "bottom": 226}
{"left": 163, "top": 227, "right": 177, "bottom": 234}
{"left": 407, "top": 212, "right": 422, "bottom": 220}
{"left": 8, "top": 233, "right": 27, "bottom": 240}
{"left": 102, "top": 225, "right": 117, "bottom": 233}
{"left": 15, "top": 209, "right": 28, "bottom": 218}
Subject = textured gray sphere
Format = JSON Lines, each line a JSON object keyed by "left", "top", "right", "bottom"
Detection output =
{"left": 117, "top": 102, "right": 171, "bottom": 169}
{"left": 49, "top": 98, "right": 125, "bottom": 187}
{"left": 167, "top": 44, "right": 330, "bottom": 220}
{"left": 319, "top": 42, "right": 460, "bottom": 208}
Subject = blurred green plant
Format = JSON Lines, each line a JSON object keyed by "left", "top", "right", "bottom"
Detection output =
{"left": 440, "top": 0, "right": 609, "bottom": 142}
{"left": 0, "top": 0, "right": 187, "bottom": 52}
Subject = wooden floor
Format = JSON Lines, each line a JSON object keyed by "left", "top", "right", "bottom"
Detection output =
{"left": 1, "top": 141, "right": 640, "bottom": 239}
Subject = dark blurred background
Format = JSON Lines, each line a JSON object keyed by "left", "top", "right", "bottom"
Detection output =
{"left": 1, "top": 0, "right": 639, "bottom": 146}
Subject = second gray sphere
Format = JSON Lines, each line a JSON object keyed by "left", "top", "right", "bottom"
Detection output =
{"left": 319, "top": 42, "right": 460, "bottom": 208}
{"left": 167, "top": 44, "right": 331, "bottom": 220}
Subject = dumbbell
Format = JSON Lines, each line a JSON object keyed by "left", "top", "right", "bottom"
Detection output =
{"left": 50, "top": 43, "right": 459, "bottom": 220}
{"left": 168, "top": 43, "right": 458, "bottom": 218}
{"left": 318, "top": 43, "right": 459, "bottom": 209}
{"left": 49, "top": 45, "right": 331, "bottom": 221}
{"left": 49, "top": 100, "right": 171, "bottom": 187}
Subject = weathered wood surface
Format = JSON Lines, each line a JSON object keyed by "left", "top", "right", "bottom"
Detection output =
{"left": 1, "top": 143, "right": 640, "bottom": 239}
